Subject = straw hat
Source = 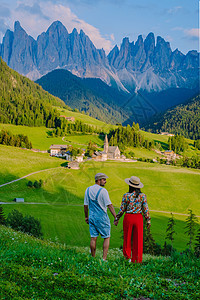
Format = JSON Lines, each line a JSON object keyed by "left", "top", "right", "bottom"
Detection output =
{"left": 95, "top": 173, "right": 108, "bottom": 181}
{"left": 124, "top": 176, "right": 144, "bottom": 188}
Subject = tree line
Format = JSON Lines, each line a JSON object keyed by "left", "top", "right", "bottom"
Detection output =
{"left": 108, "top": 122, "right": 155, "bottom": 151}
{"left": 51, "top": 119, "right": 102, "bottom": 137}
{"left": 0, "top": 130, "right": 32, "bottom": 149}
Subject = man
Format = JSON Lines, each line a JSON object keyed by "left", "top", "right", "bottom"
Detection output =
{"left": 84, "top": 173, "right": 116, "bottom": 261}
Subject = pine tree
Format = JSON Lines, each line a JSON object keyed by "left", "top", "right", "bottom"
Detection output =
{"left": 185, "top": 209, "right": 198, "bottom": 251}
{"left": 194, "top": 228, "right": 200, "bottom": 258}
{"left": 143, "top": 218, "right": 157, "bottom": 255}
{"left": 165, "top": 213, "right": 176, "bottom": 254}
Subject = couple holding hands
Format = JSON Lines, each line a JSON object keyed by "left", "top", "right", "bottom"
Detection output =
{"left": 84, "top": 173, "right": 151, "bottom": 263}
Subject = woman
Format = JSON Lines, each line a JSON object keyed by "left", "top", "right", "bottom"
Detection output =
{"left": 114, "top": 176, "right": 151, "bottom": 263}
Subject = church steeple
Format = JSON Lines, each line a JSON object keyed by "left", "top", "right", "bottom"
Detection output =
{"left": 104, "top": 134, "right": 109, "bottom": 153}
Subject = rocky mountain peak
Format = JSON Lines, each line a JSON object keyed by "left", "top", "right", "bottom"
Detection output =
{"left": 47, "top": 20, "right": 68, "bottom": 36}
{"left": 0, "top": 21, "right": 198, "bottom": 92}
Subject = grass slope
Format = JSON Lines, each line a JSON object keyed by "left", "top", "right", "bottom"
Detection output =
{"left": 1, "top": 147, "right": 200, "bottom": 250}
{"left": 56, "top": 106, "right": 116, "bottom": 131}
{"left": 0, "top": 226, "right": 199, "bottom": 299}
{"left": 0, "top": 124, "right": 105, "bottom": 150}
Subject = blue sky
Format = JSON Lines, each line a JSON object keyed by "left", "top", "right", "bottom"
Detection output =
{"left": 0, "top": 0, "right": 199, "bottom": 54}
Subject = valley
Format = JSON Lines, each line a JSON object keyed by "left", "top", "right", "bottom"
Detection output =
{"left": 0, "top": 139, "right": 200, "bottom": 251}
{"left": 0, "top": 4, "right": 199, "bottom": 299}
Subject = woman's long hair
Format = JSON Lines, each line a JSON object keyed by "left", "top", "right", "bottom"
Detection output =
{"left": 129, "top": 185, "right": 141, "bottom": 197}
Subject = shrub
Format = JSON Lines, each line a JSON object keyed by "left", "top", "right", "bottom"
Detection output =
{"left": 6, "top": 209, "right": 23, "bottom": 231}
{"left": 33, "top": 180, "right": 40, "bottom": 189}
{"left": 22, "top": 215, "right": 43, "bottom": 238}
{"left": 6, "top": 209, "right": 43, "bottom": 238}
{"left": 27, "top": 180, "right": 33, "bottom": 188}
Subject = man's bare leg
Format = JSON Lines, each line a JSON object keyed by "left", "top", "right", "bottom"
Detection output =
{"left": 103, "top": 237, "right": 110, "bottom": 260}
{"left": 90, "top": 237, "right": 98, "bottom": 257}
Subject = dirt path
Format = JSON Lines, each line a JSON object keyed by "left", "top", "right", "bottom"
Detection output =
{"left": 0, "top": 167, "right": 62, "bottom": 188}
{"left": 149, "top": 210, "right": 200, "bottom": 218}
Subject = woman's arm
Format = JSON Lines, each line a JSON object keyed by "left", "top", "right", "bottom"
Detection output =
{"left": 114, "top": 194, "right": 127, "bottom": 225}
{"left": 141, "top": 194, "right": 151, "bottom": 228}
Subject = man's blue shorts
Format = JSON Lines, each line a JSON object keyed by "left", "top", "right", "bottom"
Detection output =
{"left": 89, "top": 215, "right": 111, "bottom": 238}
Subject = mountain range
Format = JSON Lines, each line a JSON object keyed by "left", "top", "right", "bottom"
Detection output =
{"left": 0, "top": 21, "right": 199, "bottom": 95}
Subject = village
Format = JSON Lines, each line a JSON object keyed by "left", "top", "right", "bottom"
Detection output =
{"left": 49, "top": 134, "right": 179, "bottom": 169}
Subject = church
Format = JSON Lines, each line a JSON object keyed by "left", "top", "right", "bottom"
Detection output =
{"left": 103, "top": 134, "right": 121, "bottom": 159}
{"left": 92, "top": 134, "right": 121, "bottom": 161}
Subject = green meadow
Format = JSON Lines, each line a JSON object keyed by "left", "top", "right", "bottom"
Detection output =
{"left": 2, "top": 204, "right": 198, "bottom": 252}
{"left": 0, "top": 124, "right": 104, "bottom": 151}
{"left": 1, "top": 145, "right": 200, "bottom": 251}
{"left": 1, "top": 226, "right": 199, "bottom": 299}
{"left": 55, "top": 106, "right": 116, "bottom": 131}
{"left": 0, "top": 122, "right": 198, "bottom": 157}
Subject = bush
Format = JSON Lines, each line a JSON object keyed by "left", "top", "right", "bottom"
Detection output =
{"left": 6, "top": 209, "right": 23, "bottom": 231}
{"left": 22, "top": 215, "right": 43, "bottom": 238}
{"left": 33, "top": 180, "right": 40, "bottom": 188}
{"left": 27, "top": 180, "right": 43, "bottom": 189}
{"left": 27, "top": 180, "right": 33, "bottom": 188}
{"left": 6, "top": 209, "right": 43, "bottom": 238}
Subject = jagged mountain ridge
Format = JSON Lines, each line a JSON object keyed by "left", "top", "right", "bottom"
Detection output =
{"left": 0, "top": 21, "right": 199, "bottom": 93}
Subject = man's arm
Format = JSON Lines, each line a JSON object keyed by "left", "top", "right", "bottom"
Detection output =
{"left": 84, "top": 205, "right": 89, "bottom": 224}
{"left": 107, "top": 204, "right": 116, "bottom": 219}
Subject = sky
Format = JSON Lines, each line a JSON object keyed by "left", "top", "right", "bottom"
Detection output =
{"left": 0, "top": 0, "right": 199, "bottom": 55}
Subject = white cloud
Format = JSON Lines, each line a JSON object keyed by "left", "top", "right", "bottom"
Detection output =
{"left": 184, "top": 28, "right": 199, "bottom": 38}
{"left": 8, "top": 1, "right": 113, "bottom": 53}
{"left": 167, "top": 6, "right": 182, "bottom": 14}
{"left": 110, "top": 33, "right": 115, "bottom": 41}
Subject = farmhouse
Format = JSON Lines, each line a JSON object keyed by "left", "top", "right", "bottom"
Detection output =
{"left": 160, "top": 132, "right": 174, "bottom": 137}
{"left": 163, "top": 150, "right": 176, "bottom": 160}
{"left": 50, "top": 145, "right": 68, "bottom": 156}
{"left": 60, "top": 115, "right": 75, "bottom": 122}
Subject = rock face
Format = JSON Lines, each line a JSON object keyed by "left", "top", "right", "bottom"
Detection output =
{"left": 0, "top": 21, "right": 199, "bottom": 93}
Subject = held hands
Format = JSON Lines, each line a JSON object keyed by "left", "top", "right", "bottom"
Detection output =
{"left": 85, "top": 217, "right": 89, "bottom": 224}
{"left": 114, "top": 219, "right": 119, "bottom": 226}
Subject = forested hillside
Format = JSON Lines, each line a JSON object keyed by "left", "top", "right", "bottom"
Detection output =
{"left": 144, "top": 94, "right": 200, "bottom": 139}
{"left": 36, "top": 69, "right": 129, "bottom": 124}
{"left": 0, "top": 58, "right": 66, "bottom": 127}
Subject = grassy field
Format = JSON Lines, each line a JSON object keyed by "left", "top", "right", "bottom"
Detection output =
{"left": 2, "top": 204, "right": 198, "bottom": 251}
{"left": 1, "top": 146, "right": 200, "bottom": 251}
{"left": 0, "top": 226, "right": 199, "bottom": 299}
{"left": 63, "top": 134, "right": 104, "bottom": 148}
{"left": 55, "top": 106, "right": 117, "bottom": 131}
{"left": 0, "top": 124, "right": 105, "bottom": 151}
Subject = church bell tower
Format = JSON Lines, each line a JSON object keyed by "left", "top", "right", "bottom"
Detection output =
{"left": 104, "top": 134, "right": 109, "bottom": 153}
